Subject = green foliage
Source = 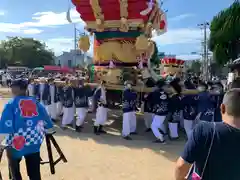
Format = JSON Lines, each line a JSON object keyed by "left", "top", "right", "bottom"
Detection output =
{"left": 0, "top": 36, "right": 54, "bottom": 68}
{"left": 209, "top": 1, "right": 240, "bottom": 65}
{"left": 188, "top": 60, "right": 202, "bottom": 73}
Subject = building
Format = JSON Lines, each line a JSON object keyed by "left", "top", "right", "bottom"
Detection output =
{"left": 55, "top": 49, "right": 93, "bottom": 67}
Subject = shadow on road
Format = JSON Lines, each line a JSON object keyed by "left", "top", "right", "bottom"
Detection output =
{"left": 53, "top": 110, "right": 185, "bottom": 162}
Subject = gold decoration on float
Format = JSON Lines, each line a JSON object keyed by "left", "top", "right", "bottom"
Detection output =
{"left": 78, "top": 35, "right": 90, "bottom": 52}
{"left": 85, "top": 19, "right": 144, "bottom": 30}
{"left": 94, "top": 41, "right": 136, "bottom": 63}
{"left": 94, "top": 40, "right": 156, "bottom": 64}
{"left": 119, "top": 0, "right": 129, "bottom": 32}
{"left": 135, "top": 34, "right": 149, "bottom": 51}
{"left": 90, "top": 0, "right": 104, "bottom": 32}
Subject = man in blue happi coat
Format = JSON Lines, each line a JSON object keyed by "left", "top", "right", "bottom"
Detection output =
{"left": 150, "top": 80, "right": 170, "bottom": 143}
{"left": 182, "top": 80, "right": 198, "bottom": 139}
{"left": 47, "top": 78, "right": 59, "bottom": 122}
{"left": 195, "top": 82, "right": 215, "bottom": 122}
{"left": 0, "top": 79, "right": 53, "bottom": 180}
{"left": 59, "top": 79, "right": 74, "bottom": 129}
{"left": 27, "top": 78, "right": 35, "bottom": 97}
{"left": 93, "top": 81, "right": 108, "bottom": 135}
{"left": 122, "top": 81, "right": 138, "bottom": 140}
{"left": 143, "top": 92, "right": 154, "bottom": 132}
{"left": 168, "top": 78, "right": 183, "bottom": 140}
{"left": 34, "top": 77, "right": 51, "bottom": 108}
{"left": 73, "top": 80, "right": 91, "bottom": 132}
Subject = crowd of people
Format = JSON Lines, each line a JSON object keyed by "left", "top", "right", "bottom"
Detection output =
{"left": 0, "top": 74, "right": 239, "bottom": 179}
{"left": 25, "top": 75, "right": 225, "bottom": 142}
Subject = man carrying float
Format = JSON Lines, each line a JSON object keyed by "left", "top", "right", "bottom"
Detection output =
{"left": 47, "top": 78, "right": 58, "bottom": 122}
{"left": 73, "top": 79, "right": 91, "bottom": 132}
{"left": 150, "top": 80, "right": 169, "bottom": 143}
{"left": 122, "top": 81, "right": 138, "bottom": 140}
{"left": 93, "top": 81, "right": 108, "bottom": 135}
{"left": 60, "top": 78, "right": 75, "bottom": 129}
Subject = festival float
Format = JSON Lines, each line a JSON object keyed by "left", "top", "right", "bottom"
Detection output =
{"left": 160, "top": 56, "right": 185, "bottom": 80}
{"left": 71, "top": 0, "right": 167, "bottom": 96}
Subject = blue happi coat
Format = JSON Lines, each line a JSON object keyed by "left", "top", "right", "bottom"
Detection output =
{"left": 93, "top": 87, "right": 107, "bottom": 108}
{"left": 59, "top": 86, "right": 74, "bottom": 108}
{"left": 0, "top": 96, "right": 53, "bottom": 158}
{"left": 122, "top": 88, "right": 137, "bottom": 113}
{"left": 73, "top": 86, "right": 91, "bottom": 108}
{"left": 197, "top": 91, "right": 215, "bottom": 122}
{"left": 169, "top": 93, "right": 183, "bottom": 122}
{"left": 143, "top": 92, "right": 154, "bottom": 113}
{"left": 49, "top": 84, "right": 58, "bottom": 103}
{"left": 150, "top": 89, "right": 169, "bottom": 116}
{"left": 34, "top": 83, "right": 51, "bottom": 105}
{"left": 212, "top": 93, "right": 224, "bottom": 122}
{"left": 182, "top": 94, "right": 198, "bottom": 120}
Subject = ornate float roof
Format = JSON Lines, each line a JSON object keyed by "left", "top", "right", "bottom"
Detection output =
{"left": 161, "top": 57, "right": 185, "bottom": 65}
{"left": 71, "top": 0, "right": 167, "bottom": 37}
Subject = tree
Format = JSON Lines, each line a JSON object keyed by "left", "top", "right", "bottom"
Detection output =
{"left": 209, "top": 1, "right": 240, "bottom": 65}
{"left": 0, "top": 37, "right": 54, "bottom": 68}
{"left": 189, "top": 60, "right": 202, "bottom": 74}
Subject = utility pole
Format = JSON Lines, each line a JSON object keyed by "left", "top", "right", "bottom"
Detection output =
{"left": 198, "top": 22, "right": 209, "bottom": 81}
{"left": 74, "top": 24, "right": 77, "bottom": 67}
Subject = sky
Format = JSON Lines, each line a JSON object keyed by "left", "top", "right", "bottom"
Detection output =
{"left": 0, "top": 0, "right": 235, "bottom": 60}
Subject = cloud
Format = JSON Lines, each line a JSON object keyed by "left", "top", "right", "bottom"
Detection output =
{"left": 22, "top": 9, "right": 84, "bottom": 27}
{"left": 45, "top": 36, "right": 94, "bottom": 56}
{"left": 45, "top": 38, "right": 74, "bottom": 55}
{"left": 23, "top": 29, "right": 43, "bottom": 34}
{"left": 168, "top": 13, "right": 195, "bottom": 21}
{"left": 0, "top": 8, "right": 84, "bottom": 34}
{"left": 176, "top": 54, "right": 201, "bottom": 61}
{"left": 152, "top": 28, "right": 209, "bottom": 45}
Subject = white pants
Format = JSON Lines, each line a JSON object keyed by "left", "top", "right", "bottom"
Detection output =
{"left": 122, "top": 111, "right": 136, "bottom": 137}
{"left": 184, "top": 119, "right": 194, "bottom": 139}
{"left": 76, "top": 107, "right": 88, "bottom": 126}
{"left": 168, "top": 122, "right": 179, "bottom": 138}
{"left": 46, "top": 102, "right": 58, "bottom": 120}
{"left": 151, "top": 115, "right": 166, "bottom": 141}
{"left": 94, "top": 106, "right": 107, "bottom": 126}
{"left": 144, "top": 112, "right": 153, "bottom": 129}
{"left": 56, "top": 102, "right": 63, "bottom": 116}
{"left": 179, "top": 111, "right": 184, "bottom": 128}
{"left": 62, "top": 107, "right": 75, "bottom": 126}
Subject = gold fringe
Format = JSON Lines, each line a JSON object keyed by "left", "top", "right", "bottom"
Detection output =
{"left": 144, "top": 2, "right": 159, "bottom": 37}
{"left": 135, "top": 34, "right": 149, "bottom": 51}
{"left": 145, "top": 22, "right": 153, "bottom": 37}
{"left": 89, "top": 0, "right": 104, "bottom": 32}
{"left": 119, "top": 0, "right": 129, "bottom": 32}
{"left": 85, "top": 19, "right": 143, "bottom": 29}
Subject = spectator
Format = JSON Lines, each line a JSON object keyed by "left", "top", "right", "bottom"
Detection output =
{"left": 175, "top": 89, "right": 240, "bottom": 180}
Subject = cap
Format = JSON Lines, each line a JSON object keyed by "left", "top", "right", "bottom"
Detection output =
{"left": 11, "top": 79, "right": 28, "bottom": 89}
